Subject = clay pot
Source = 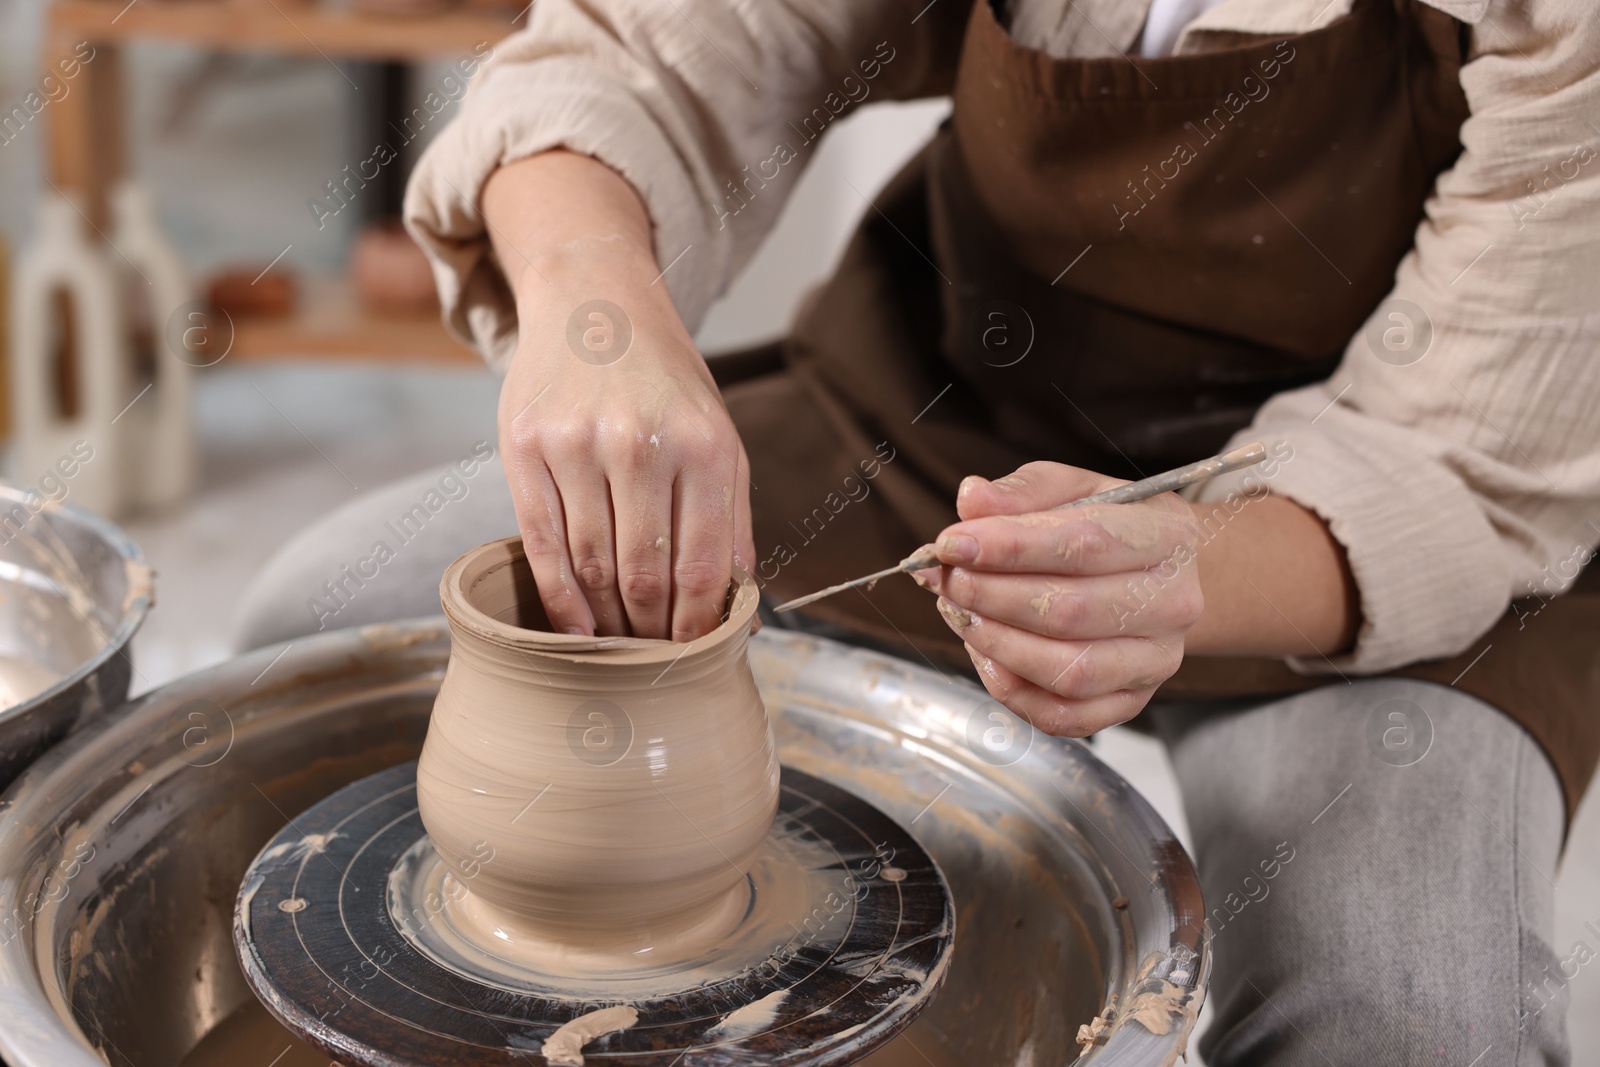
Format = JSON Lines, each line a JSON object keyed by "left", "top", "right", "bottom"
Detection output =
{"left": 205, "top": 266, "right": 295, "bottom": 319}
{"left": 350, "top": 218, "right": 438, "bottom": 315}
{"left": 417, "top": 538, "right": 777, "bottom": 965}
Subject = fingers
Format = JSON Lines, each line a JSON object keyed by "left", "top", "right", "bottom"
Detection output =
{"left": 611, "top": 461, "right": 675, "bottom": 640}
{"left": 938, "top": 597, "right": 1182, "bottom": 700}
{"left": 551, "top": 465, "right": 627, "bottom": 636}
{"left": 671, "top": 466, "right": 737, "bottom": 643}
{"left": 956, "top": 461, "right": 1125, "bottom": 521}
{"left": 934, "top": 501, "right": 1198, "bottom": 575}
{"left": 733, "top": 443, "right": 759, "bottom": 634}
{"left": 733, "top": 442, "right": 756, "bottom": 578}
{"left": 502, "top": 452, "right": 597, "bottom": 636}
{"left": 928, "top": 566, "right": 1203, "bottom": 640}
{"left": 965, "top": 646, "right": 1155, "bottom": 737}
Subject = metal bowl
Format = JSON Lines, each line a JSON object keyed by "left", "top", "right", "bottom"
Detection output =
{"left": 0, "top": 621, "right": 1205, "bottom": 1066}
{"left": 0, "top": 484, "right": 152, "bottom": 789}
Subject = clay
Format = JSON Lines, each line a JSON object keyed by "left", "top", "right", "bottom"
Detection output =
{"left": 541, "top": 1005, "right": 640, "bottom": 1065}
{"left": 179, "top": 997, "right": 957, "bottom": 1067}
{"left": 1124, "top": 979, "right": 1187, "bottom": 1034}
{"left": 1089, "top": 507, "right": 1164, "bottom": 551}
{"left": 1029, "top": 583, "right": 1062, "bottom": 617}
{"left": 416, "top": 538, "right": 778, "bottom": 975}
{"left": 708, "top": 989, "right": 789, "bottom": 1037}
{"left": 1076, "top": 993, "right": 1116, "bottom": 1052}
{"left": 390, "top": 801, "right": 872, "bottom": 1002}
{"left": 1077, "top": 952, "right": 1200, "bottom": 1066}
{"left": 935, "top": 598, "right": 973, "bottom": 630}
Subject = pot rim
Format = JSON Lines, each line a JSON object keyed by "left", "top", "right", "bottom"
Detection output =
{"left": 439, "top": 536, "right": 759, "bottom": 665}
{"left": 0, "top": 484, "right": 153, "bottom": 731}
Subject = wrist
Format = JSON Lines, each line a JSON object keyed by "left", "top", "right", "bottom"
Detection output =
{"left": 1183, "top": 495, "right": 1358, "bottom": 659}
{"left": 509, "top": 236, "right": 665, "bottom": 320}
{"left": 482, "top": 150, "right": 662, "bottom": 306}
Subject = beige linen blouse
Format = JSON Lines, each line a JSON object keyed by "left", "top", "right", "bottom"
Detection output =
{"left": 405, "top": 0, "right": 1600, "bottom": 677}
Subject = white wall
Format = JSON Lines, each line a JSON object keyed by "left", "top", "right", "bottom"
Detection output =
{"left": 696, "top": 97, "right": 950, "bottom": 354}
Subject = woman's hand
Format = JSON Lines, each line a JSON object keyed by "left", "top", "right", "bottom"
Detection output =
{"left": 486, "top": 152, "right": 753, "bottom": 641}
{"left": 920, "top": 462, "right": 1204, "bottom": 736}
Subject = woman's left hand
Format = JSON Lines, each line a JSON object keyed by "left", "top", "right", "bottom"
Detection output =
{"left": 920, "top": 461, "right": 1204, "bottom": 737}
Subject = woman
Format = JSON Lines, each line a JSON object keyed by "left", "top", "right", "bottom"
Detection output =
{"left": 236, "top": 0, "right": 1599, "bottom": 1061}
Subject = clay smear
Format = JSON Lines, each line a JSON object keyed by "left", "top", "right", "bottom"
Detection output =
{"left": 416, "top": 538, "right": 779, "bottom": 977}
{"left": 390, "top": 803, "right": 860, "bottom": 1002}
{"left": 541, "top": 1005, "right": 639, "bottom": 1066}
{"left": 1076, "top": 951, "right": 1199, "bottom": 1064}
{"left": 709, "top": 989, "right": 790, "bottom": 1037}
{"left": 935, "top": 598, "right": 973, "bottom": 630}
{"left": 1028, "top": 583, "right": 1062, "bottom": 618}
{"left": 1089, "top": 507, "right": 1164, "bottom": 551}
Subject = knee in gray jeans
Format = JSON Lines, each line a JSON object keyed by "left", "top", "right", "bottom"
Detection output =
{"left": 232, "top": 453, "right": 516, "bottom": 651}
{"left": 1150, "top": 679, "right": 1568, "bottom": 1066}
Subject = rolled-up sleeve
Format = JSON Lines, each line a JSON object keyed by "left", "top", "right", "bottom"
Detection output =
{"left": 403, "top": 0, "right": 954, "bottom": 370}
{"left": 1194, "top": 0, "right": 1600, "bottom": 674}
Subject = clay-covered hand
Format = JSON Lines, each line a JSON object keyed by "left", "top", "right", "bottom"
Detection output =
{"left": 920, "top": 462, "right": 1203, "bottom": 736}
{"left": 496, "top": 247, "right": 753, "bottom": 642}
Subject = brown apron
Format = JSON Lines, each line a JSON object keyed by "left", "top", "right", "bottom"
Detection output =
{"left": 722, "top": 0, "right": 1600, "bottom": 821}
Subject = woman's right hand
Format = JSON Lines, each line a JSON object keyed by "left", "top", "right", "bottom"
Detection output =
{"left": 484, "top": 152, "right": 752, "bottom": 642}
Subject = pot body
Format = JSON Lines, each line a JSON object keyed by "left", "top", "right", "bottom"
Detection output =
{"left": 416, "top": 538, "right": 778, "bottom": 952}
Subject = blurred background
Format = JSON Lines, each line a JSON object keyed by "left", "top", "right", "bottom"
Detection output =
{"left": 0, "top": 0, "right": 1595, "bottom": 1057}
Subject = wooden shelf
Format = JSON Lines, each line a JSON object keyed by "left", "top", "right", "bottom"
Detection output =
{"left": 227, "top": 275, "right": 481, "bottom": 365}
{"left": 41, "top": 0, "right": 516, "bottom": 367}
{"left": 50, "top": 0, "right": 517, "bottom": 59}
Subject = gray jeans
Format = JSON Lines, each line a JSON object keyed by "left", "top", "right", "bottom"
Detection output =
{"left": 232, "top": 459, "right": 1571, "bottom": 1066}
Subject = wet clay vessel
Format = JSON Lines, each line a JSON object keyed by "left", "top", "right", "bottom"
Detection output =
{"left": 416, "top": 537, "right": 778, "bottom": 971}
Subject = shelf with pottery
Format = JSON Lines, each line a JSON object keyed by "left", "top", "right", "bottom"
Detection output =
{"left": 8, "top": 187, "right": 196, "bottom": 519}
{"left": 38, "top": 0, "right": 516, "bottom": 370}
{"left": 11, "top": 0, "right": 514, "bottom": 507}
{"left": 227, "top": 275, "right": 479, "bottom": 365}
{"left": 48, "top": 0, "right": 516, "bottom": 61}
{"left": 43, "top": 0, "right": 518, "bottom": 232}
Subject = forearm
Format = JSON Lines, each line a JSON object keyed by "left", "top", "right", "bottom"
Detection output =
{"left": 1183, "top": 495, "right": 1359, "bottom": 659}
{"left": 480, "top": 150, "right": 664, "bottom": 311}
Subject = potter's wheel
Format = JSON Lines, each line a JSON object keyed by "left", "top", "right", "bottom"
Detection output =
{"left": 234, "top": 761, "right": 955, "bottom": 1066}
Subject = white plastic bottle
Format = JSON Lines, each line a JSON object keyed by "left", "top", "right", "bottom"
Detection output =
{"left": 9, "top": 192, "right": 128, "bottom": 518}
{"left": 111, "top": 181, "right": 196, "bottom": 511}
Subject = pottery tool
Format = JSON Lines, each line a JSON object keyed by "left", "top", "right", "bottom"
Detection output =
{"left": 773, "top": 441, "right": 1267, "bottom": 615}
{"left": 235, "top": 762, "right": 954, "bottom": 1067}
